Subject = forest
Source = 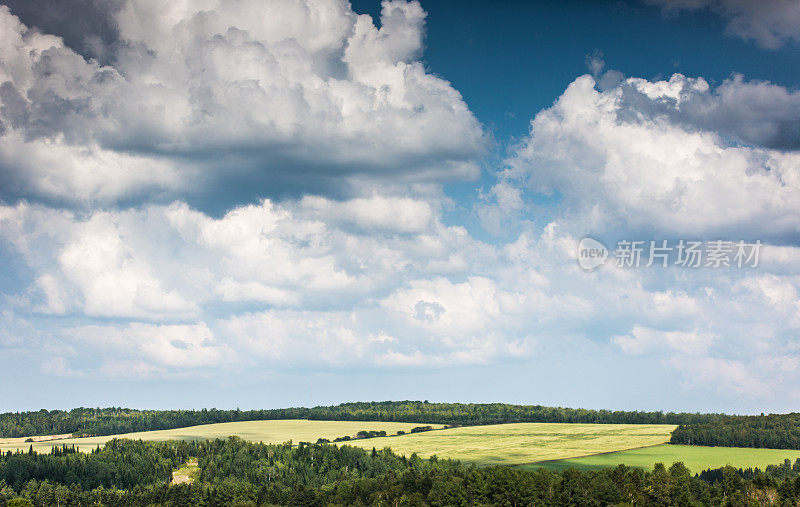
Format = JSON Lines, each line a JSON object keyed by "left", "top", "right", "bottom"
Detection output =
{"left": 0, "top": 402, "right": 726, "bottom": 438}
{"left": 670, "top": 413, "right": 800, "bottom": 449}
{"left": 2, "top": 437, "right": 800, "bottom": 506}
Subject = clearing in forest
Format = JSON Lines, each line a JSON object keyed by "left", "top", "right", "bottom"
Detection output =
{"left": 172, "top": 459, "right": 200, "bottom": 485}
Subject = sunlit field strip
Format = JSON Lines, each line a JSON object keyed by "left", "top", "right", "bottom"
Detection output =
{"left": 0, "top": 420, "right": 443, "bottom": 454}
{"left": 528, "top": 444, "right": 800, "bottom": 473}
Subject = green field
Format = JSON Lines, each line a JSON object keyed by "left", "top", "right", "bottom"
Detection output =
{"left": 343, "top": 422, "right": 676, "bottom": 466}
{"left": 0, "top": 420, "right": 443, "bottom": 454}
{"left": 530, "top": 444, "right": 800, "bottom": 473}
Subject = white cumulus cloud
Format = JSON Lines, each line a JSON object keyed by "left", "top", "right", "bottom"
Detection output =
{"left": 500, "top": 73, "right": 800, "bottom": 239}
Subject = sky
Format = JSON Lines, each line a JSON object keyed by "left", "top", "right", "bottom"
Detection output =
{"left": 0, "top": 0, "right": 799, "bottom": 414}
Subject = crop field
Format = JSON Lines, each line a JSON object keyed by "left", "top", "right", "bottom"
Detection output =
{"left": 0, "top": 420, "right": 443, "bottom": 454}
{"left": 343, "top": 422, "right": 676, "bottom": 466}
{"left": 530, "top": 444, "right": 800, "bottom": 473}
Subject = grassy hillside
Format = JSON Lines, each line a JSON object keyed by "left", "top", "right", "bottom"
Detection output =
{"left": 343, "top": 422, "right": 676, "bottom": 465}
{"left": 531, "top": 444, "right": 800, "bottom": 473}
{"left": 0, "top": 420, "right": 443, "bottom": 454}
{"left": 5, "top": 418, "right": 798, "bottom": 476}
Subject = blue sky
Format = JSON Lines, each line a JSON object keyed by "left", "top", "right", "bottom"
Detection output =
{"left": 359, "top": 0, "right": 800, "bottom": 140}
{"left": 0, "top": 0, "right": 799, "bottom": 414}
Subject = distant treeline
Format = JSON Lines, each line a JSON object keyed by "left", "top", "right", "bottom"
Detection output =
{"left": 670, "top": 413, "right": 800, "bottom": 449}
{"left": 0, "top": 402, "right": 728, "bottom": 438}
{"left": 3, "top": 437, "right": 800, "bottom": 506}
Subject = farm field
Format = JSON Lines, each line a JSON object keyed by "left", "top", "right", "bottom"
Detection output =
{"left": 530, "top": 444, "right": 800, "bottom": 473}
{"left": 0, "top": 420, "right": 443, "bottom": 454}
{"left": 343, "top": 422, "right": 676, "bottom": 466}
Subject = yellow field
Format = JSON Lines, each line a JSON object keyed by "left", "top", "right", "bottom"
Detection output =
{"left": 0, "top": 420, "right": 443, "bottom": 454}
{"left": 343, "top": 423, "right": 676, "bottom": 466}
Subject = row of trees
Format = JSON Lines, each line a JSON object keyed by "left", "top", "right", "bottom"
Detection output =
{"left": 0, "top": 407, "right": 303, "bottom": 438}
{"left": 2, "top": 437, "right": 800, "bottom": 506}
{"left": 1, "top": 402, "right": 731, "bottom": 438}
{"left": 671, "top": 413, "right": 800, "bottom": 449}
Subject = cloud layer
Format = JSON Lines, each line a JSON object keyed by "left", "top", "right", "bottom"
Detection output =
{"left": 0, "top": 1, "right": 799, "bottom": 411}
{"left": 2, "top": 191, "right": 799, "bottom": 407}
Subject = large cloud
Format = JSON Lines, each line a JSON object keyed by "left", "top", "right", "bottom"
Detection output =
{"left": 645, "top": 0, "right": 800, "bottom": 49}
{"left": 0, "top": 195, "right": 499, "bottom": 322}
{"left": 0, "top": 0, "right": 485, "bottom": 207}
{"left": 496, "top": 73, "right": 800, "bottom": 239}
